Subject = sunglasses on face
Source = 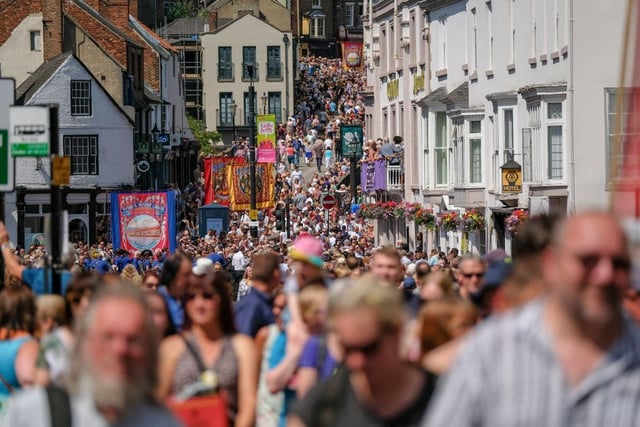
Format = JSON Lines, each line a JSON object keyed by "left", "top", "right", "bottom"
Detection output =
{"left": 341, "top": 335, "right": 384, "bottom": 357}
{"left": 186, "top": 291, "right": 216, "bottom": 301}
{"left": 461, "top": 272, "right": 485, "bottom": 279}
{"left": 572, "top": 253, "right": 631, "bottom": 272}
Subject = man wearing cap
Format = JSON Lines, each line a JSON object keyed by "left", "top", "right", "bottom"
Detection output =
{"left": 285, "top": 235, "right": 327, "bottom": 324}
{"left": 235, "top": 251, "right": 282, "bottom": 338}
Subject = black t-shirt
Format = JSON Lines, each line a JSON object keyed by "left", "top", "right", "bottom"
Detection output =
{"left": 292, "top": 368, "right": 437, "bottom": 427}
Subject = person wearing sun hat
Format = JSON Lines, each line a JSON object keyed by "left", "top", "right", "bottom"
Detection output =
{"left": 284, "top": 235, "right": 327, "bottom": 325}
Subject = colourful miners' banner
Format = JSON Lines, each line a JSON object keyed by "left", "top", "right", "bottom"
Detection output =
{"left": 203, "top": 156, "right": 246, "bottom": 205}
{"left": 257, "top": 115, "right": 277, "bottom": 163}
{"left": 227, "top": 163, "right": 275, "bottom": 210}
{"left": 111, "top": 191, "right": 176, "bottom": 253}
{"left": 341, "top": 42, "right": 363, "bottom": 69}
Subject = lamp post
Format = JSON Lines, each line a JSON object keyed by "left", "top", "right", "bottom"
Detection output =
{"left": 261, "top": 92, "right": 268, "bottom": 114}
{"left": 230, "top": 100, "right": 237, "bottom": 143}
{"left": 283, "top": 34, "right": 290, "bottom": 120}
{"left": 152, "top": 124, "right": 160, "bottom": 191}
{"left": 247, "top": 64, "right": 258, "bottom": 238}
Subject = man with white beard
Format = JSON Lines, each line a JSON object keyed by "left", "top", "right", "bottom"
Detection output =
{"left": 0, "top": 284, "right": 180, "bottom": 426}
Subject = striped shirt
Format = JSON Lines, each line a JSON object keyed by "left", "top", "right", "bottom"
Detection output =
{"left": 423, "top": 299, "right": 640, "bottom": 427}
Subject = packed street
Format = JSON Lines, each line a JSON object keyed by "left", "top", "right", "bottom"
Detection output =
{"left": 1, "top": 0, "right": 640, "bottom": 426}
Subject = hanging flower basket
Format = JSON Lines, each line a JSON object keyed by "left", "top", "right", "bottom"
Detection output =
{"left": 357, "top": 201, "right": 428, "bottom": 221}
{"left": 505, "top": 209, "right": 529, "bottom": 235}
{"left": 437, "top": 211, "right": 460, "bottom": 232}
{"left": 459, "top": 209, "right": 486, "bottom": 233}
{"left": 413, "top": 207, "right": 436, "bottom": 230}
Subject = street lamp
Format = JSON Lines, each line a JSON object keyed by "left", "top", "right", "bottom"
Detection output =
{"left": 230, "top": 100, "right": 237, "bottom": 143}
{"left": 247, "top": 64, "right": 258, "bottom": 238}
{"left": 261, "top": 92, "right": 268, "bottom": 114}
{"left": 283, "top": 34, "right": 290, "bottom": 120}
{"left": 151, "top": 124, "right": 160, "bottom": 190}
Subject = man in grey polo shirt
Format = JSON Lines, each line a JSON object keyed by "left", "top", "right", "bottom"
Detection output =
{"left": 425, "top": 211, "right": 640, "bottom": 426}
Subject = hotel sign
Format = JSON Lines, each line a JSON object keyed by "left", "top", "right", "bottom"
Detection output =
{"left": 501, "top": 160, "right": 522, "bottom": 193}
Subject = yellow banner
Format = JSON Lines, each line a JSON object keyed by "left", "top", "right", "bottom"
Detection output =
{"left": 227, "top": 163, "right": 275, "bottom": 211}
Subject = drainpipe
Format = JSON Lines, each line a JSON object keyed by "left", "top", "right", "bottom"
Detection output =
{"left": 567, "top": 0, "right": 575, "bottom": 214}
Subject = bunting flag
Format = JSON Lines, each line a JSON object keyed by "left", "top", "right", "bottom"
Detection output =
{"left": 203, "top": 156, "right": 245, "bottom": 205}
{"left": 341, "top": 42, "right": 363, "bottom": 69}
{"left": 257, "top": 115, "right": 277, "bottom": 163}
{"left": 227, "top": 163, "right": 275, "bottom": 211}
{"left": 110, "top": 191, "right": 176, "bottom": 254}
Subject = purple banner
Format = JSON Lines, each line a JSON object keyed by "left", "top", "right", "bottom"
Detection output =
{"left": 361, "top": 159, "right": 386, "bottom": 192}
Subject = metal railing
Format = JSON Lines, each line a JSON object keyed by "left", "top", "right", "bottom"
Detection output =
{"left": 241, "top": 63, "right": 260, "bottom": 82}
{"left": 217, "top": 62, "right": 234, "bottom": 82}
{"left": 265, "top": 62, "right": 283, "bottom": 81}
{"left": 386, "top": 164, "right": 403, "bottom": 191}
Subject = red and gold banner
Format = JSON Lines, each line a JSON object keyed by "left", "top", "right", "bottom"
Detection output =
{"left": 203, "top": 156, "right": 245, "bottom": 205}
{"left": 341, "top": 42, "right": 363, "bottom": 69}
{"left": 227, "top": 163, "right": 275, "bottom": 211}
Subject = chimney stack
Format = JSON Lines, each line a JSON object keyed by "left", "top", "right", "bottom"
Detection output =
{"left": 42, "top": 0, "right": 63, "bottom": 61}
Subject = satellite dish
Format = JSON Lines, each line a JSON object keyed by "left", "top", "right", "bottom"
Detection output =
{"left": 137, "top": 160, "right": 151, "bottom": 173}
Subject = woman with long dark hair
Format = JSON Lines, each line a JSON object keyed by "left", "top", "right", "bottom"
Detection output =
{"left": 157, "top": 271, "right": 257, "bottom": 427}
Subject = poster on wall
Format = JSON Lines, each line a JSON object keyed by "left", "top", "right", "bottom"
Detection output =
{"left": 110, "top": 191, "right": 176, "bottom": 253}
{"left": 257, "top": 115, "right": 276, "bottom": 163}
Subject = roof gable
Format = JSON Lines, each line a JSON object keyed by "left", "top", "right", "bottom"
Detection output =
{"left": 17, "top": 52, "right": 134, "bottom": 125}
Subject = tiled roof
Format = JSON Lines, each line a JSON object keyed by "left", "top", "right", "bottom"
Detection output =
{"left": 71, "top": 0, "right": 141, "bottom": 47}
{"left": 442, "top": 81, "right": 468, "bottom": 107}
{"left": 417, "top": 86, "right": 447, "bottom": 105}
{"left": 130, "top": 16, "right": 178, "bottom": 53}
{"left": 16, "top": 51, "right": 73, "bottom": 104}
{"left": 159, "top": 17, "right": 210, "bottom": 36}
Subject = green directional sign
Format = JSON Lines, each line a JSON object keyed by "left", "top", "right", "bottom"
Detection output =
{"left": 11, "top": 142, "right": 49, "bottom": 157}
{"left": 0, "top": 78, "right": 15, "bottom": 192}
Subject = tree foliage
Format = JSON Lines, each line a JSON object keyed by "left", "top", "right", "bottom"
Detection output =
{"left": 188, "top": 116, "right": 225, "bottom": 157}
{"left": 167, "top": 0, "right": 198, "bottom": 21}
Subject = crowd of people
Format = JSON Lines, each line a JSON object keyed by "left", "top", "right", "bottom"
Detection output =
{"left": 1, "top": 55, "right": 640, "bottom": 426}
{"left": 0, "top": 211, "right": 639, "bottom": 426}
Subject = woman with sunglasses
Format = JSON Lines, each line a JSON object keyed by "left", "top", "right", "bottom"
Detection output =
{"left": 157, "top": 271, "right": 257, "bottom": 427}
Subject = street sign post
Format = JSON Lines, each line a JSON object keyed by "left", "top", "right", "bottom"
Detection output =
{"left": 0, "top": 79, "right": 15, "bottom": 193}
{"left": 10, "top": 105, "right": 50, "bottom": 157}
{"left": 320, "top": 194, "right": 337, "bottom": 210}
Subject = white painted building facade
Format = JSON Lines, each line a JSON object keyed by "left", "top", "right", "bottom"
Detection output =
{"left": 4, "top": 53, "right": 134, "bottom": 246}
{"left": 364, "top": 0, "right": 628, "bottom": 253}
